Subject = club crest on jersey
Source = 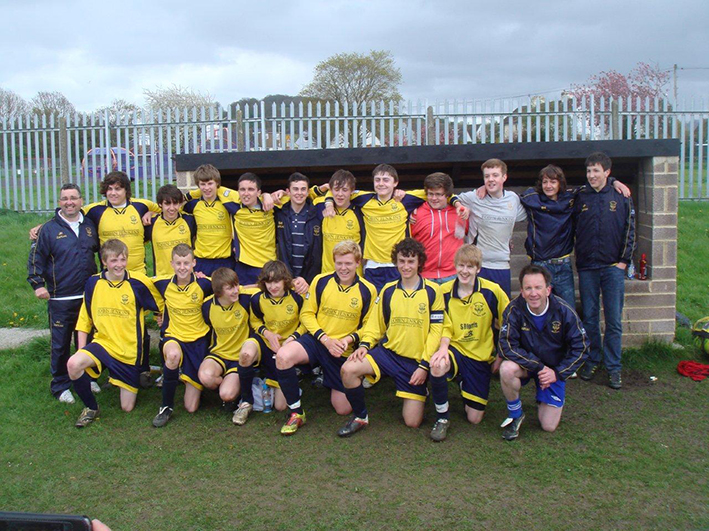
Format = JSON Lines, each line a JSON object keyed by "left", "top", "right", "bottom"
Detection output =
{"left": 609, "top": 201, "right": 617, "bottom": 212}
{"left": 86, "top": 227, "right": 93, "bottom": 237}
{"left": 350, "top": 298, "right": 359, "bottom": 308}
{"left": 178, "top": 225, "right": 186, "bottom": 234}
{"left": 551, "top": 321, "right": 561, "bottom": 333}
{"left": 217, "top": 212, "right": 225, "bottom": 220}
{"left": 391, "top": 204, "right": 398, "bottom": 211}
{"left": 473, "top": 302, "right": 485, "bottom": 316}
{"left": 121, "top": 294, "right": 130, "bottom": 305}
{"left": 56, "top": 231, "right": 67, "bottom": 239}
{"left": 191, "top": 293, "right": 199, "bottom": 303}
{"left": 286, "top": 304, "right": 295, "bottom": 315}
{"left": 130, "top": 215, "right": 138, "bottom": 224}
{"left": 418, "top": 303, "right": 427, "bottom": 314}
{"left": 346, "top": 220, "right": 355, "bottom": 230}
{"left": 581, "top": 204, "right": 589, "bottom": 212}
{"left": 314, "top": 225, "right": 321, "bottom": 236}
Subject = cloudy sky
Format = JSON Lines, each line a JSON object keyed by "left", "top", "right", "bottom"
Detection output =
{"left": 2, "top": 0, "right": 707, "bottom": 112}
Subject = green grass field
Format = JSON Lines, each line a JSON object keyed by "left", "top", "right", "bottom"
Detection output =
{"left": 0, "top": 204, "right": 707, "bottom": 530}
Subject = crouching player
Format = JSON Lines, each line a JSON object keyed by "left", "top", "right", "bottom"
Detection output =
{"left": 275, "top": 240, "right": 377, "bottom": 435}
{"left": 197, "top": 268, "right": 257, "bottom": 423}
{"left": 152, "top": 244, "right": 213, "bottom": 427}
{"left": 231, "top": 261, "right": 305, "bottom": 425}
{"left": 498, "top": 264, "right": 588, "bottom": 441}
{"left": 339, "top": 238, "right": 444, "bottom": 437}
{"left": 427, "top": 244, "right": 509, "bottom": 441}
{"left": 67, "top": 239, "right": 163, "bottom": 427}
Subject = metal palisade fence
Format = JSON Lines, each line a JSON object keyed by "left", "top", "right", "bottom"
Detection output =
{"left": 1, "top": 95, "right": 707, "bottom": 212}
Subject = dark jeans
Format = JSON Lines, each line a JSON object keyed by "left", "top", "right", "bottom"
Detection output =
{"left": 48, "top": 298, "right": 83, "bottom": 397}
{"left": 532, "top": 258, "right": 576, "bottom": 308}
{"left": 578, "top": 265, "right": 626, "bottom": 373}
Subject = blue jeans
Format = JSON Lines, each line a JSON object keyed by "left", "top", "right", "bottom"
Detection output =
{"left": 578, "top": 266, "right": 626, "bottom": 373}
{"left": 532, "top": 258, "right": 576, "bottom": 308}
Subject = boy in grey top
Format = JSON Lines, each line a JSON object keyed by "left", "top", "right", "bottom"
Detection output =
{"left": 458, "top": 158, "right": 526, "bottom": 296}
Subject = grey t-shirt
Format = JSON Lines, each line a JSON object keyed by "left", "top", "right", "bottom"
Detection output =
{"left": 459, "top": 189, "right": 527, "bottom": 269}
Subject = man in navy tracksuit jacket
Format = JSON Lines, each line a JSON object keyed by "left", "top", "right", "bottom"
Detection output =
{"left": 498, "top": 264, "right": 588, "bottom": 440}
{"left": 573, "top": 152, "right": 635, "bottom": 390}
{"left": 27, "top": 184, "right": 99, "bottom": 402}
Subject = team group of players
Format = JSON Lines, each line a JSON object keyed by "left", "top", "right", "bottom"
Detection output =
{"left": 28, "top": 152, "right": 636, "bottom": 441}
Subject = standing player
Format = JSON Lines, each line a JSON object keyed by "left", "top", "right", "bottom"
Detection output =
{"left": 427, "top": 244, "right": 509, "bottom": 441}
{"left": 574, "top": 152, "right": 635, "bottom": 389}
{"left": 458, "top": 159, "right": 527, "bottom": 296}
{"left": 339, "top": 238, "right": 444, "bottom": 437}
{"left": 197, "top": 268, "right": 257, "bottom": 421}
{"left": 230, "top": 261, "right": 306, "bottom": 425}
{"left": 28, "top": 183, "right": 100, "bottom": 403}
{"left": 409, "top": 172, "right": 468, "bottom": 284}
{"left": 66, "top": 239, "right": 163, "bottom": 427}
{"left": 144, "top": 184, "right": 197, "bottom": 277}
{"left": 182, "top": 164, "right": 237, "bottom": 276}
{"left": 314, "top": 170, "right": 364, "bottom": 275}
{"left": 274, "top": 240, "right": 377, "bottom": 435}
{"left": 499, "top": 264, "right": 588, "bottom": 440}
{"left": 152, "top": 244, "right": 213, "bottom": 427}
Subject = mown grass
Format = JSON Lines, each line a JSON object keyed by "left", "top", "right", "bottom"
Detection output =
{"left": 0, "top": 203, "right": 707, "bottom": 529}
{"left": 0, "top": 336, "right": 707, "bottom": 530}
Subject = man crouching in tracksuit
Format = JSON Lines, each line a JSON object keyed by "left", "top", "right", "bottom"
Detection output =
{"left": 498, "top": 264, "right": 588, "bottom": 441}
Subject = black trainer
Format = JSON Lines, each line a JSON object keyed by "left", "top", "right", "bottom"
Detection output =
{"left": 337, "top": 415, "right": 369, "bottom": 438}
{"left": 609, "top": 371, "right": 622, "bottom": 390}
{"left": 501, "top": 414, "right": 525, "bottom": 441}
{"left": 152, "top": 406, "right": 173, "bottom": 428}
{"left": 579, "top": 362, "right": 598, "bottom": 381}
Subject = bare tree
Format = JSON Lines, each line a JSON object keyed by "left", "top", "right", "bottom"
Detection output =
{"left": 143, "top": 84, "right": 216, "bottom": 111}
{"left": 300, "top": 50, "right": 403, "bottom": 103}
{"left": 0, "top": 87, "right": 30, "bottom": 121}
{"left": 96, "top": 98, "right": 141, "bottom": 124}
{"left": 31, "top": 91, "right": 76, "bottom": 117}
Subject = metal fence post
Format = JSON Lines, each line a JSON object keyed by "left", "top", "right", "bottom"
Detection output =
{"left": 236, "top": 108, "right": 245, "bottom": 152}
{"left": 426, "top": 105, "right": 435, "bottom": 145}
{"left": 611, "top": 99, "right": 619, "bottom": 140}
{"left": 59, "top": 116, "right": 70, "bottom": 184}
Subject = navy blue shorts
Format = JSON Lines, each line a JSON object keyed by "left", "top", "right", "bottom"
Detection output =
{"left": 522, "top": 374, "right": 566, "bottom": 407}
{"left": 203, "top": 353, "right": 241, "bottom": 377}
{"left": 81, "top": 342, "right": 140, "bottom": 393}
{"left": 161, "top": 334, "right": 209, "bottom": 390}
{"left": 243, "top": 334, "right": 280, "bottom": 387}
{"left": 234, "top": 261, "right": 261, "bottom": 286}
{"left": 478, "top": 267, "right": 511, "bottom": 297}
{"left": 366, "top": 346, "right": 427, "bottom": 402}
{"left": 446, "top": 346, "right": 492, "bottom": 411}
{"left": 298, "top": 334, "right": 345, "bottom": 393}
{"left": 364, "top": 266, "right": 400, "bottom": 293}
{"left": 195, "top": 256, "right": 236, "bottom": 277}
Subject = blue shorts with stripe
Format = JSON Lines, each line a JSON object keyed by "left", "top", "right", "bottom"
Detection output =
{"left": 521, "top": 374, "right": 566, "bottom": 408}
{"left": 81, "top": 342, "right": 140, "bottom": 394}
{"left": 203, "top": 353, "right": 241, "bottom": 377}
{"left": 160, "top": 334, "right": 209, "bottom": 390}
{"left": 297, "top": 333, "right": 345, "bottom": 393}
{"left": 478, "top": 267, "right": 511, "bottom": 297}
{"left": 195, "top": 256, "right": 236, "bottom": 277}
{"left": 243, "top": 334, "right": 279, "bottom": 387}
{"left": 366, "top": 346, "right": 427, "bottom": 402}
{"left": 446, "top": 346, "right": 492, "bottom": 411}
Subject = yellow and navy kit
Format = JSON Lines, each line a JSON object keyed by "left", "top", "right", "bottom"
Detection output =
{"left": 301, "top": 272, "right": 377, "bottom": 356}
{"left": 347, "top": 190, "right": 427, "bottom": 263}
{"left": 358, "top": 276, "right": 444, "bottom": 368}
{"left": 182, "top": 197, "right": 234, "bottom": 260}
{"left": 313, "top": 198, "right": 365, "bottom": 273}
{"left": 153, "top": 274, "right": 213, "bottom": 342}
{"left": 83, "top": 199, "right": 161, "bottom": 274}
{"left": 202, "top": 291, "right": 254, "bottom": 361}
{"left": 250, "top": 289, "right": 307, "bottom": 341}
{"left": 145, "top": 213, "right": 197, "bottom": 276}
{"left": 76, "top": 270, "right": 164, "bottom": 366}
{"left": 441, "top": 277, "right": 509, "bottom": 363}
{"left": 223, "top": 199, "right": 276, "bottom": 267}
